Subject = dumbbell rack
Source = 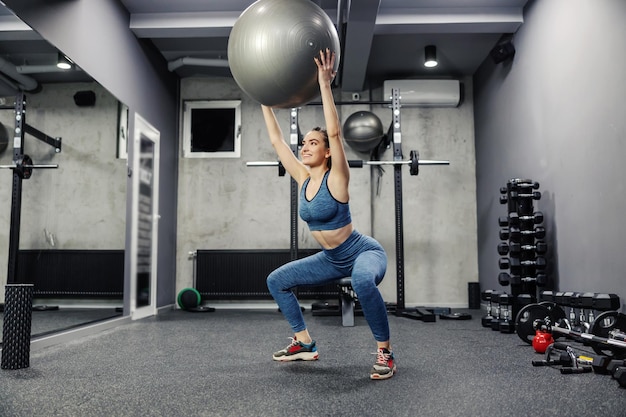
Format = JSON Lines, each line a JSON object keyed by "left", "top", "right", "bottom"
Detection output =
{"left": 496, "top": 178, "right": 547, "bottom": 331}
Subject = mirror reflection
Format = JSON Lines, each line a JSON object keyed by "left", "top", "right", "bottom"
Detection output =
{"left": 0, "top": 6, "right": 125, "bottom": 341}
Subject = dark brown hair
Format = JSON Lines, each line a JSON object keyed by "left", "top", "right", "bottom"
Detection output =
{"left": 311, "top": 126, "right": 331, "bottom": 168}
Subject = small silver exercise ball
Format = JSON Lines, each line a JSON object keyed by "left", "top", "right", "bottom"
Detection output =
{"left": 343, "top": 111, "right": 385, "bottom": 153}
{"left": 227, "top": 0, "right": 340, "bottom": 108}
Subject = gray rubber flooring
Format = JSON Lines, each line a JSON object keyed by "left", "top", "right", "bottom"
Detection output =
{"left": 1, "top": 308, "right": 122, "bottom": 340}
{"left": 0, "top": 308, "right": 624, "bottom": 416}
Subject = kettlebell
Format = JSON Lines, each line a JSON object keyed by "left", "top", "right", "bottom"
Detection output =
{"left": 532, "top": 330, "right": 554, "bottom": 353}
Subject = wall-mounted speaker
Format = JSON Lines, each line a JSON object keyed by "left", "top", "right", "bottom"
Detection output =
{"left": 490, "top": 40, "right": 516, "bottom": 64}
{"left": 73, "top": 90, "right": 96, "bottom": 107}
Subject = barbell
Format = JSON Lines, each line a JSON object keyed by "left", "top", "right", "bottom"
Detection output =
{"left": 0, "top": 155, "right": 58, "bottom": 179}
{"left": 247, "top": 150, "right": 449, "bottom": 176}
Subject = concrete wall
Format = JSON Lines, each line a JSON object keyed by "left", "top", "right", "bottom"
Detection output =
{"left": 474, "top": 0, "right": 626, "bottom": 305}
{"left": 5, "top": 0, "right": 179, "bottom": 309}
{"left": 177, "top": 77, "right": 478, "bottom": 307}
{"left": 0, "top": 83, "right": 125, "bottom": 303}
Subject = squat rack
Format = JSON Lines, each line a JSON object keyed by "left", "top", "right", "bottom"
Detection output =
{"left": 1, "top": 93, "right": 61, "bottom": 369}
{"left": 248, "top": 88, "right": 450, "bottom": 320}
{"left": 0, "top": 92, "right": 61, "bottom": 285}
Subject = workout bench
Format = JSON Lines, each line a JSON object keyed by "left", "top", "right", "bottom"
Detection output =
{"left": 337, "top": 277, "right": 356, "bottom": 327}
{"left": 311, "top": 277, "right": 357, "bottom": 326}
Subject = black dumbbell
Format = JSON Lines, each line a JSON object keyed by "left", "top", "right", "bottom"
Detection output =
{"left": 558, "top": 291, "right": 580, "bottom": 328}
{"left": 492, "top": 293, "right": 510, "bottom": 331}
{"left": 498, "top": 257, "right": 511, "bottom": 270}
{"left": 481, "top": 290, "right": 495, "bottom": 327}
{"left": 508, "top": 211, "right": 544, "bottom": 225}
{"left": 497, "top": 242, "right": 509, "bottom": 255}
{"left": 501, "top": 257, "right": 547, "bottom": 271}
{"left": 498, "top": 242, "right": 547, "bottom": 255}
{"left": 608, "top": 360, "right": 625, "bottom": 375}
{"left": 539, "top": 291, "right": 556, "bottom": 303}
{"left": 512, "top": 257, "right": 547, "bottom": 269}
{"left": 591, "top": 355, "right": 614, "bottom": 374}
{"left": 488, "top": 291, "right": 504, "bottom": 330}
{"left": 615, "top": 367, "right": 626, "bottom": 388}
{"left": 509, "top": 180, "right": 540, "bottom": 190}
{"left": 498, "top": 293, "right": 515, "bottom": 333}
{"left": 509, "top": 190, "right": 542, "bottom": 200}
{"left": 592, "top": 293, "right": 620, "bottom": 312}
{"left": 509, "top": 226, "right": 546, "bottom": 241}
{"left": 501, "top": 273, "right": 544, "bottom": 286}
{"left": 498, "top": 272, "right": 512, "bottom": 286}
{"left": 498, "top": 212, "right": 544, "bottom": 226}
{"left": 578, "top": 292, "right": 595, "bottom": 323}
{"left": 517, "top": 293, "right": 536, "bottom": 306}
{"left": 536, "top": 273, "right": 548, "bottom": 287}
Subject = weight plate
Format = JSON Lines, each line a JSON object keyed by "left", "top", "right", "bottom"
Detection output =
{"left": 515, "top": 303, "right": 551, "bottom": 344}
{"left": 537, "top": 301, "right": 567, "bottom": 339}
{"left": 409, "top": 150, "right": 419, "bottom": 176}
{"left": 538, "top": 301, "right": 567, "bottom": 320}
{"left": 589, "top": 311, "right": 620, "bottom": 357}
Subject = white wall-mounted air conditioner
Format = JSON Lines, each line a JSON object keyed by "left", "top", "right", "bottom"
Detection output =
{"left": 383, "top": 79, "right": 461, "bottom": 108}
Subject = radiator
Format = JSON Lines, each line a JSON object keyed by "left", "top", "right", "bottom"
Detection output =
{"left": 17, "top": 249, "right": 124, "bottom": 298}
{"left": 195, "top": 249, "right": 339, "bottom": 300}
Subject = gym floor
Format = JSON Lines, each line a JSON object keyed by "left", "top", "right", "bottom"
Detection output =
{"left": 0, "top": 308, "right": 624, "bottom": 416}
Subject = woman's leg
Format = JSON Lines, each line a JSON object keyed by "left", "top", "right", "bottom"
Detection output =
{"left": 351, "top": 247, "right": 396, "bottom": 379}
{"left": 350, "top": 248, "right": 389, "bottom": 343}
{"left": 267, "top": 252, "right": 344, "bottom": 334}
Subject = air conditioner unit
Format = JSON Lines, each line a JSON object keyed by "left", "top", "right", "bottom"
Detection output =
{"left": 383, "top": 79, "right": 460, "bottom": 108}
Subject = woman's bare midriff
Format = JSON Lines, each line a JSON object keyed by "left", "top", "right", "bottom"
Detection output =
{"left": 310, "top": 223, "right": 354, "bottom": 250}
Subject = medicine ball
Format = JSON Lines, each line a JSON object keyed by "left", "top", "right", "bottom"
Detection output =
{"left": 177, "top": 288, "right": 201, "bottom": 310}
{"left": 177, "top": 288, "right": 216, "bottom": 313}
{"left": 343, "top": 111, "right": 385, "bottom": 153}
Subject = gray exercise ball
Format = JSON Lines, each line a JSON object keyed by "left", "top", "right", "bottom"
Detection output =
{"left": 227, "top": 0, "right": 340, "bottom": 108}
{"left": 343, "top": 111, "right": 385, "bottom": 153}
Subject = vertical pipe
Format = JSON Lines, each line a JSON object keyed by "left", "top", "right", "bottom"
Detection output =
{"left": 289, "top": 108, "right": 300, "bottom": 261}
{"left": 390, "top": 89, "right": 405, "bottom": 312}
{"left": 7, "top": 93, "right": 25, "bottom": 285}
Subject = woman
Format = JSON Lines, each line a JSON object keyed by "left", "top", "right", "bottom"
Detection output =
{"left": 262, "top": 49, "right": 395, "bottom": 380}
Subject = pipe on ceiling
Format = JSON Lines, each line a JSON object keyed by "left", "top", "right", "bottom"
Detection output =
{"left": 167, "top": 57, "right": 229, "bottom": 72}
{"left": 0, "top": 56, "right": 38, "bottom": 91}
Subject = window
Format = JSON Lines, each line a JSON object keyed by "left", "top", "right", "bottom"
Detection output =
{"left": 182, "top": 100, "right": 241, "bottom": 158}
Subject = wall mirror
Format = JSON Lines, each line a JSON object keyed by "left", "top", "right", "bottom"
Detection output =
{"left": 0, "top": 5, "right": 126, "bottom": 342}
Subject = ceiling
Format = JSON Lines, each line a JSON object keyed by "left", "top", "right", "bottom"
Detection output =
{"left": 0, "top": 0, "right": 528, "bottom": 96}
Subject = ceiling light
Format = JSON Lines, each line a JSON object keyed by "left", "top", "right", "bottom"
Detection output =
{"left": 57, "top": 52, "right": 72, "bottom": 70}
{"left": 424, "top": 45, "right": 438, "bottom": 68}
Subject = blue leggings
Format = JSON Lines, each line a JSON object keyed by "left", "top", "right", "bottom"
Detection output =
{"left": 267, "top": 230, "right": 389, "bottom": 342}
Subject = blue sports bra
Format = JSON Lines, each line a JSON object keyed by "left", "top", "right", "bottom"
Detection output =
{"left": 299, "top": 170, "right": 352, "bottom": 231}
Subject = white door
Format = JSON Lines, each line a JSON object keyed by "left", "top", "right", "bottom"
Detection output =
{"left": 130, "top": 114, "right": 160, "bottom": 320}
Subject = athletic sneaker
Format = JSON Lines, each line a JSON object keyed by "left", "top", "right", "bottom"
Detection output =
{"left": 272, "top": 337, "right": 319, "bottom": 361}
{"left": 370, "top": 347, "right": 396, "bottom": 380}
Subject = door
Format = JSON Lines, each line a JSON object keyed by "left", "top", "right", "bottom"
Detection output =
{"left": 130, "top": 114, "right": 160, "bottom": 320}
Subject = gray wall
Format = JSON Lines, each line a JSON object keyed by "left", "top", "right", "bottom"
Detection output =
{"left": 5, "top": 0, "right": 179, "bottom": 308}
{"left": 474, "top": 0, "right": 626, "bottom": 304}
{"left": 178, "top": 77, "right": 478, "bottom": 307}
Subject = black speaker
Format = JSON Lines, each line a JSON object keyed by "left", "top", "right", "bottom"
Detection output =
{"left": 490, "top": 40, "right": 515, "bottom": 64}
{"left": 468, "top": 282, "right": 481, "bottom": 309}
{"left": 73, "top": 90, "right": 96, "bottom": 107}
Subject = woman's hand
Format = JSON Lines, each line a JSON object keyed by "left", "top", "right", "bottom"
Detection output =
{"left": 314, "top": 48, "right": 336, "bottom": 87}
